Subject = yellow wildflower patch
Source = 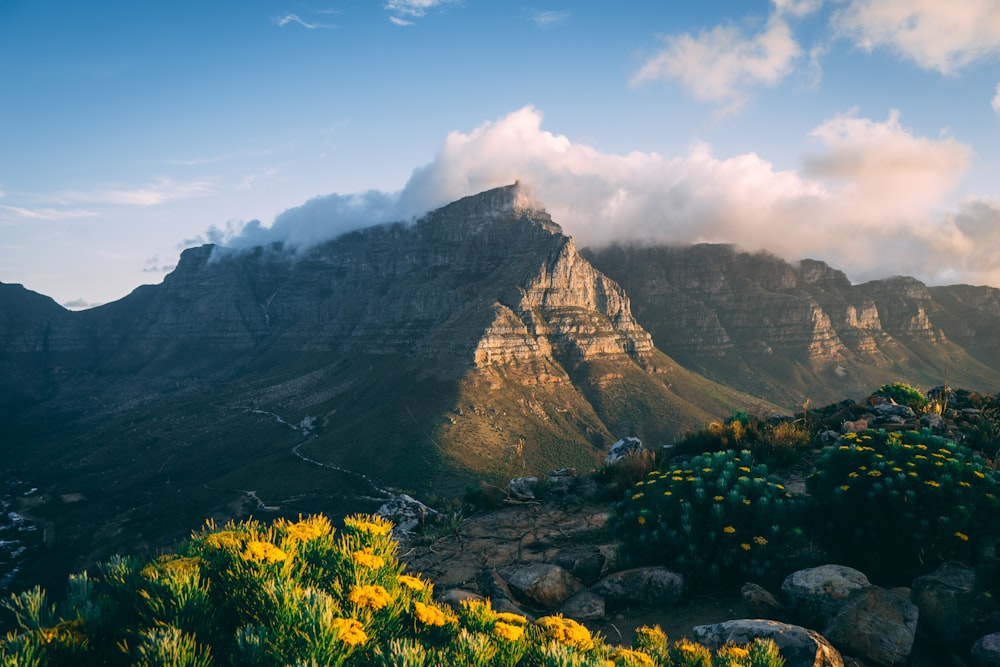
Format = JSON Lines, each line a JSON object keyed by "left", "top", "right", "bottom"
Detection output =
{"left": 536, "top": 614, "right": 594, "bottom": 650}
{"left": 352, "top": 549, "right": 385, "bottom": 569}
{"left": 413, "top": 601, "right": 450, "bottom": 627}
{"left": 243, "top": 540, "right": 288, "bottom": 564}
{"left": 723, "top": 525, "right": 736, "bottom": 534}
{"left": 493, "top": 621, "right": 525, "bottom": 642}
{"left": 330, "top": 617, "right": 368, "bottom": 646}
{"left": 397, "top": 575, "right": 426, "bottom": 591}
{"left": 348, "top": 584, "right": 392, "bottom": 610}
{"left": 343, "top": 514, "right": 394, "bottom": 537}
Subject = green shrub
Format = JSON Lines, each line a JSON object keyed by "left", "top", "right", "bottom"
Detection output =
{"left": 1, "top": 514, "right": 787, "bottom": 667}
{"left": 611, "top": 450, "right": 808, "bottom": 588}
{"left": 871, "top": 382, "right": 929, "bottom": 412}
{"left": 672, "top": 415, "right": 812, "bottom": 469}
{"left": 806, "top": 429, "right": 1000, "bottom": 582}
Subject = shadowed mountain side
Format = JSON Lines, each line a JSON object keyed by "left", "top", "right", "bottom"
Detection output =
{"left": 0, "top": 185, "right": 759, "bottom": 583}
{"left": 583, "top": 244, "right": 1000, "bottom": 407}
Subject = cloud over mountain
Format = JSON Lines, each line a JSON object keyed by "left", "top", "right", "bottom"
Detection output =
{"left": 208, "top": 106, "right": 1000, "bottom": 288}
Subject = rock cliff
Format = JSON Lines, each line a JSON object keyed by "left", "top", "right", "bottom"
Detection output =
{"left": 583, "top": 244, "right": 1000, "bottom": 406}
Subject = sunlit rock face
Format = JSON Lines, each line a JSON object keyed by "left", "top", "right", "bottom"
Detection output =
{"left": 584, "top": 244, "right": 1000, "bottom": 406}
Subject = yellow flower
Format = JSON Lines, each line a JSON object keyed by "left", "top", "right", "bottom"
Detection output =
{"left": 868, "top": 470, "right": 882, "bottom": 477}
{"left": 974, "top": 470, "right": 986, "bottom": 479}
{"left": 413, "top": 601, "right": 450, "bottom": 627}
{"left": 739, "top": 466, "right": 751, "bottom": 473}
{"left": 742, "top": 499, "right": 751, "bottom": 505}
{"left": 536, "top": 614, "right": 594, "bottom": 650}
{"left": 493, "top": 621, "right": 525, "bottom": 642}
{"left": 343, "top": 514, "right": 394, "bottom": 536}
{"left": 954, "top": 531, "right": 970, "bottom": 542}
{"left": 740, "top": 543, "right": 751, "bottom": 551}
{"left": 280, "top": 516, "right": 330, "bottom": 543}
{"left": 840, "top": 485, "right": 850, "bottom": 492}
{"left": 243, "top": 541, "right": 287, "bottom": 564}
{"left": 664, "top": 491, "right": 673, "bottom": 497}
{"left": 496, "top": 611, "right": 529, "bottom": 625}
{"left": 330, "top": 617, "right": 368, "bottom": 646}
{"left": 925, "top": 480, "right": 941, "bottom": 488}
{"left": 348, "top": 584, "right": 392, "bottom": 610}
{"left": 960, "top": 481, "right": 972, "bottom": 488}
{"left": 723, "top": 525, "right": 736, "bottom": 534}
{"left": 637, "top": 515, "right": 646, "bottom": 525}
{"left": 753, "top": 536, "right": 768, "bottom": 546}
{"left": 848, "top": 472, "right": 859, "bottom": 478}
{"left": 611, "top": 648, "right": 656, "bottom": 667}
{"left": 204, "top": 531, "right": 243, "bottom": 551}
{"left": 632, "top": 492, "right": 645, "bottom": 500}
{"left": 352, "top": 549, "right": 385, "bottom": 569}
{"left": 714, "top": 495, "right": 724, "bottom": 502}
{"left": 397, "top": 574, "right": 426, "bottom": 591}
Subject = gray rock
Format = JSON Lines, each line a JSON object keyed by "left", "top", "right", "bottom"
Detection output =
{"left": 911, "top": 561, "right": 996, "bottom": 650}
{"left": 742, "top": 582, "right": 788, "bottom": 621}
{"left": 873, "top": 403, "right": 915, "bottom": 419}
{"left": 500, "top": 562, "right": 584, "bottom": 610}
{"left": 554, "top": 545, "right": 606, "bottom": 585}
{"left": 972, "top": 632, "right": 1000, "bottom": 667}
{"left": 377, "top": 493, "right": 442, "bottom": 533}
{"left": 508, "top": 476, "right": 539, "bottom": 500}
{"left": 591, "top": 567, "right": 683, "bottom": 606}
{"left": 693, "top": 619, "right": 844, "bottom": 667}
{"left": 559, "top": 590, "right": 605, "bottom": 621}
{"left": 545, "top": 468, "right": 578, "bottom": 496}
{"left": 823, "top": 586, "right": 918, "bottom": 666}
{"left": 436, "top": 588, "right": 484, "bottom": 611}
{"left": 920, "top": 413, "right": 944, "bottom": 430}
{"left": 605, "top": 437, "right": 644, "bottom": 467}
{"left": 782, "top": 564, "right": 871, "bottom": 628}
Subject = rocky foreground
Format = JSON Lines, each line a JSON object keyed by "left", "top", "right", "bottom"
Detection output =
{"left": 395, "top": 479, "right": 1000, "bottom": 667}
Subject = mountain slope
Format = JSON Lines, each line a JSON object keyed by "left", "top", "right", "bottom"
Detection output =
{"left": 583, "top": 244, "right": 1000, "bottom": 406}
{"left": 0, "top": 185, "right": 757, "bottom": 583}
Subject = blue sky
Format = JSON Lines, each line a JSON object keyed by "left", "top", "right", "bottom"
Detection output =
{"left": 3, "top": 1, "right": 1000, "bottom": 307}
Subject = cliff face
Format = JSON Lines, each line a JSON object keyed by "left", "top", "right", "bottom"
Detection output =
{"left": 583, "top": 244, "right": 1000, "bottom": 406}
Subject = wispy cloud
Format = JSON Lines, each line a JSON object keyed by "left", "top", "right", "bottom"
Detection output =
{"left": 832, "top": 0, "right": 1000, "bottom": 74}
{"left": 633, "top": 15, "right": 802, "bottom": 115}
{"left": 272, "top": 13, "right": 335, "bottom": 29}
{"left": 0, "top": 204, "right": 99, "bottom": 221}
{"left": 61, "top": 178, "right": 213, "bottom": 207}
{"left": 992, "top": 83, "right": 1000, "bottom": 114}
{"left": 529, "top": 10, "right": 570, "bottom": 27}
{"left": 385, "top": 0, "right": 458, "bottom": 25}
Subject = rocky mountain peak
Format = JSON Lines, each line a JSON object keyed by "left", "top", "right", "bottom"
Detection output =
{"left": 426, "top": 182, "right": 561, "bottom": 235}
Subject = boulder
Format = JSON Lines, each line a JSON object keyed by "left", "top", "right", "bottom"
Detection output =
{"left": 742, "top": 582, "right": 788, "bottom": 621}
{"left": 377, "top": 493, "right": 441, "bottom": 533}
{"left": 872, "top": 403, "right": 915, "bottom": 419}
{"left": 782, "top": 564, "right": 871, "bottom": 627}
{"left": 591, "top": 567, "right": 683, "bottom": 607}
{"left": 553, "top": 545, "right": 606, "bottom": 585}
{"left": 559, "top": 589, "right": 605, "bottom": 621}
{"left": 436, "top": 588, "right": 484, "bottom": 611}
{"left": 911, "top": 561, "right": 992, "bottom": 650}
{"left": 972, "top": 632, "right": 1000, "bottom": 667}
{"left": 508, "top": 476, "right": 539, "bottom": 500}
{"left": 605, "top": 437, "right": 644, "bottom": 467}
{"left": 545, "top": 468, "right": 578, "bottom": 496}
{"left": 693, "top": 619, "right": 844, "bottom": 667}
{"left": 823, "top": 586, "right": 918, "bottom": 666}
{"left": 499, "top": 562, "right": 584, "bottom": 610}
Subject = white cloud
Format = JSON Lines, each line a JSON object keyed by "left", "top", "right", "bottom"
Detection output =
{"left": 272, "top": 14, "right": 334, "bottom": 29}
{"left": 62, "top": 178, "right": 213, "bottom": 207}
{"left": 0, "top": 204, "right": 99, "bottom": 221}
{"left": 772, "top": 0, "right": 824, "bottom": 19}
{"left": 832, "top": 0, "right": 1000, "bottom": 74}
{"left": 803, "top": 109, "right": 971, "bottom": 219}
{"left": 529, "top": 10, "right": 570, "bottom": 27}
{"left": 632, "top": 16, "right": 802, "bottom": 113}
{"left": 211, "top": 106, "right": 1000, "bottom": 287}
{"left": 993, "top": 83, "right": 1000, "bottom": 114}
{"left": 385, "top": 0, "right": 457, "bottom": 24}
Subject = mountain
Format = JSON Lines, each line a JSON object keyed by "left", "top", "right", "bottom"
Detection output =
{"left": 0, "top": 184, "right": 756, "bottom": 584}
{"left": 583, "top": 244, "right": 1000, "bottom": 407}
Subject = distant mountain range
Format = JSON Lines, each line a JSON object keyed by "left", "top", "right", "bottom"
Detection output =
{"left": 2, "top": 183, "right": 999, "bottom": 582}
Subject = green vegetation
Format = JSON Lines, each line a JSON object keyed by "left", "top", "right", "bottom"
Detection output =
{"left": 1, "top": 514, "right": 785, "bottom": 667}
{"left": 806, "top": 429, "right": 1000, "bottom": 582}
{"left": 611, "top": 450, "right": 808, "bottom": 588}
{"left": 611, "top": 380, "right": 1000, "bottom": 590}
{"left": 671, "top": 413, "right": 812, "bottom": 469}
{"left": 871, "top": 382, "right": 928, "bottom": 412}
